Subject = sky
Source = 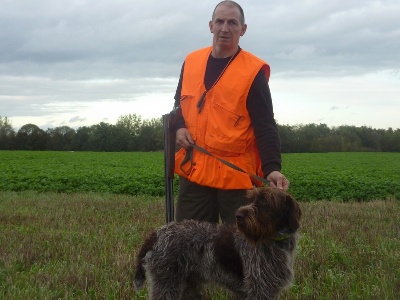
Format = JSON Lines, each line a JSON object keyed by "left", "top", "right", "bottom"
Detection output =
{"left": 1, "top": 0, "right": 399, "bottom": 131}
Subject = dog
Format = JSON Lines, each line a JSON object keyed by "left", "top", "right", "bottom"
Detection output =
{"left": 134, "top": 186, "right": 302, "bottom": 300}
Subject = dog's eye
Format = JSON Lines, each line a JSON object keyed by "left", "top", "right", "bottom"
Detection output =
{"left": 255, "top": 199, "right": 267, "bottom": 207}
{"left": 255, "top": 198, "right": 267, "bottom": 205}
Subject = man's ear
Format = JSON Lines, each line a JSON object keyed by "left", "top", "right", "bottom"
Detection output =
{"left": 240, "top": 24, "right": 247, "bottom": 36}
{"left": 209, "top": 20, "right": 213, "bottom": 33}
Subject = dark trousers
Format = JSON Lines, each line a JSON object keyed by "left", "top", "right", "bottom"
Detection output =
{"left": 176, "top": 176, "right": 249, "bottom": 225}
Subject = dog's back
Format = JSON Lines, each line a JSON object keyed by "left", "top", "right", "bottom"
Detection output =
{"left": 134, "top": 221, "right": 242, "bottom": 294}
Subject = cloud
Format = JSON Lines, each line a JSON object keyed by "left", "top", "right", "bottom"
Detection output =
{"left": 69, "top": 116, "right": 86, "bottom": 123}
{"left": 245, "top": 0, "right": 400, "bottom": 76}
{"left": 0, "top": 0, "right": 399, "bottom": 130}
{"left": 331, "top": 106, "right": 349, "bottom": 110}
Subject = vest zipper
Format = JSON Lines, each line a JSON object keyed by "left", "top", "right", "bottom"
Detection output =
{"left": 234, "top": 115, "right": 243, "bottom": 127}
{"left": 196, "top": 91, "right": 207, "bottom": 113}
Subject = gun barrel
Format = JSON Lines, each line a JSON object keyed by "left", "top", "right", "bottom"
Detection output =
{"left": 163, "top": 113, "right": 175, "bottom": 223}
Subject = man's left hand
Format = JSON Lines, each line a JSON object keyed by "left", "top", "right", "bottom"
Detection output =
{"left": 267, "top": 171, "right": 290, "bottom": 191}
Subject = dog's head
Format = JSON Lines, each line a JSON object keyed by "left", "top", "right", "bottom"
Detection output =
{"left": 235, "top": 187, "right": 301, "bottom": 244}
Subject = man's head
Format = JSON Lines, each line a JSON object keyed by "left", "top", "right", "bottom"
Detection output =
{"left": 212, "top": 1, "right": 245, "bottom": 24}
{"left": 209, "top": 1, "right": 247, "bottom": 58}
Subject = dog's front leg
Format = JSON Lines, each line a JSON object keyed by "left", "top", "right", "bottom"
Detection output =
{"left": 244, "top": 281, "right": 282, "bottom": 300}
{"left": 245, "top": 289, "right": 281, "bottom": 300}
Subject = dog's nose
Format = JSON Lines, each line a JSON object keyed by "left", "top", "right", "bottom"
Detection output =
{"left": 235, "top": 211, "right": 245, "bottom": 222}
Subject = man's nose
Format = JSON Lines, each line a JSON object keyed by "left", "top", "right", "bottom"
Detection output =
{"left": 221, "top": 21, "right": 229, "bottom": 31}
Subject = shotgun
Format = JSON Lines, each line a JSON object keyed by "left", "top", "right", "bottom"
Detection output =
{"left": 162, "top": 111, "right": 177, "bottom": 223}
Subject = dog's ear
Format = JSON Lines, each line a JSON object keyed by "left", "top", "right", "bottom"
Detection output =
{"left": 286, "top": 194, "right": 302, "bottom": 232}
{"left": 245, "top": 188, "right": 257, "bottom": 203}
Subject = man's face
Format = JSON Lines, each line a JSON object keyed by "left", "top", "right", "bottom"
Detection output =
{"left": 209, "top": 4, "right": 247, "bottom": 53}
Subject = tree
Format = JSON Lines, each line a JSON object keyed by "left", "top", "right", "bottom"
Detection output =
{"left": 354, "top": 126, "right": 382, "bottom": 151}
{"left": 0, "top": 116, "right": 16, "bottom": 150}
{"left": 137, "top": 118, "right": 163, "bottom": 151}
{"left": 382, "top": 128, "right": 400, "bottom": 152}
{"left": 16, "top": 124, "right": 47, "bottom": 150}
{"left": 334, "top": 126, "right": 363, "bottom": 151}
{"left": 71, "top": 126, "right": 92, "bottom": 151}
{"left": 116, "top": 114, "right": 142, "bottom": 137}
{"left": 46, "top": 126, "right": 76, "bottom": 151}
{"left": 87, "top": 122, "right": 113, "bottom": 151}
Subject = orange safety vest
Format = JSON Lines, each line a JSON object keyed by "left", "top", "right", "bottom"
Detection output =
{"left": 174, "top": 46, "right": 270, "bottom": 189}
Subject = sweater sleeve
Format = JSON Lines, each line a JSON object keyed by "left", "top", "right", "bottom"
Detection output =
{"left": 173, "top": 63, "right": 186, "bottom": 130}
{"left": 247, "top": 70, "right": 282, "bottom": 176}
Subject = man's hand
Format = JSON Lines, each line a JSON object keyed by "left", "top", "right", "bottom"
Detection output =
{"left": 267, "top": 171, "right": 290, "bottom": 191}
{"left": 176, "top": 128, "right": 194, "bottom": 149}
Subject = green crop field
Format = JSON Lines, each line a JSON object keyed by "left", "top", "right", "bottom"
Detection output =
{"left": 0, "top": 151, "right": 165, "bottom": 196}
{"left": 0, "top": 151, "right": 399, "bottom": 201}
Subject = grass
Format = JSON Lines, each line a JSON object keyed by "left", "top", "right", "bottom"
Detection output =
{"left": 0, "top": 191, "right": 399, "bottom": 299}
{"left": 286, "top": 200, "right": 399, "bottom": 300}
{"left": 0, "top": 191, "right": 160, "bottom": 299}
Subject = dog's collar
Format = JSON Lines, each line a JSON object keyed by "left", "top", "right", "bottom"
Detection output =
{"left": 273, "top": 229, "right": 291, "bottom": 241}
{"left": 273, "top": 233, "right": 291, "bottom": 241}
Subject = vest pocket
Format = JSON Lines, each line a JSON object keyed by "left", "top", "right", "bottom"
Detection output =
{"left": 205, "top": 102, "right": 248, "bottom": 156}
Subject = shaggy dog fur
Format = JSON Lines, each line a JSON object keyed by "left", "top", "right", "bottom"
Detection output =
{"left": 134, "top": 186, "right": 302, "bottom": 300}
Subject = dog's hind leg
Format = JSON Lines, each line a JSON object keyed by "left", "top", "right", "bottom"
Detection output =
{"left": 181, "top": 273, "right": 203, "bottom": 300}
{"left": 148, "top": 274, "right": 203, "bottom": 300}
{"left": 148, "top": 279, "right": 185, "bottom": 300}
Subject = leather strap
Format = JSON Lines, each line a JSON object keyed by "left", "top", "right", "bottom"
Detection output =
{"left": 180, "top": 144, "right": 270, "bottom": 186}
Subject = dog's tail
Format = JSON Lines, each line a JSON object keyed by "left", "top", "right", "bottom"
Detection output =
{"left": 134, "top": 231, "right": 157, "bottom": 290}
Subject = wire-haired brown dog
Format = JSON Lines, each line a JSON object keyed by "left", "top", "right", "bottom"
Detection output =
{"left": 134, "top": 186, "right": 302, "bottom": 300}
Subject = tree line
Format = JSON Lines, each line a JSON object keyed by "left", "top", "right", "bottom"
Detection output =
{"left": 1, "top": 115, "right": 399, "bottom": 152}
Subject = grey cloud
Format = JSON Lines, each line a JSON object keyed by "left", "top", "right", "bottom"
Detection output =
{"left": 0, "top": 0, "right": 208, "bottom": 78}
{"left": 1, "top": 0, "right": 399, "bottom": 130}
{"left": 3, "top": 0, "right": 398, "bottom": 80}
{"left": 245, "top": 0, "right": 400, "bottom": 76}
{"left": 69, "top": 116, "right": 86, "bottom": 123}
{"left": 331, "top": 106, "right": 350, "bottom": 110}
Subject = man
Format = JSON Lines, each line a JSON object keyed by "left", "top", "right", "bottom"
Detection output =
{"left": 173, "top": 0, "right": 289, "bottom": 224}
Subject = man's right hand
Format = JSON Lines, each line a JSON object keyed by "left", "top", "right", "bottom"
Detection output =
{"left": 176, "top": 128, "right": 194, "bottom": 149}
